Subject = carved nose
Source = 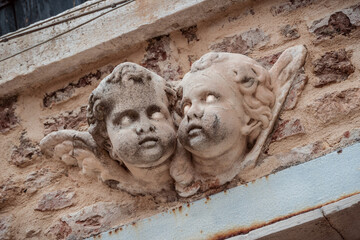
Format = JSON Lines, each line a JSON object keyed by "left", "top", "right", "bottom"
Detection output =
{"left": 187, "top": 104, "right": 204, "bottom": 121}
{"left": 135, "top": 123, "right": 156, "bottom": 135}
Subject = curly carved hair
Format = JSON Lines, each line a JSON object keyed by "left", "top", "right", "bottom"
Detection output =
{"left": 180, "top": 52, "right": 275, "bottom": 149}
{"left": 87, "top": 62, "right": 176, "bottom": 158}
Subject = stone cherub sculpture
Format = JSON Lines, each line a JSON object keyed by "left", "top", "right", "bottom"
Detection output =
{"left": 170, "top": 45, "right": 307, "bottom": 197}
{"left": 40, "top": 62, "right": 180, "bottom": 197}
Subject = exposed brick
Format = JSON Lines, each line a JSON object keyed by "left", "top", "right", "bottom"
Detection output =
{"left": 180, "top": 25, "right": 199, "bottom": 43}
{"left": 272, "top": 118, "right": 306, "bottom": 142}
{"left": 0, "top": 95, "right": 18, "bottom": 133}
{"left": 257, "top": 51, "right": 282, "bottom": 70}
{"left": 0, "top": 215, "right": 13, "bottom": 240}
{"left": 35, "top": 190, "right": 75, "bottom": 211}
{"left": 43, "top": 106, "right": 88, "bottom": 135}
{"left": 43, "top": 70, "right": 104, "bottom": 108}
{"left": 142, "top": 35, "right": 183, "bottom": 81}
{"left": 280, "top": 24, "right": 300, "bottom": 39}
{"left": 307, "top": 88, "right": 360, "bottom": 124}
{"left": 309, "top": 4, "right": 360, "bottom": 39}
{"left": 283, "top": 69, "right": 308, "bottom": 110}
{"left": 209, "top": 28, "right": 269, "bottom": 55}
{"left": 313, "top": 49, "right": 354, "bottom": 87}
{"left": 10, "top": 131, "right": 40, "bottom": 167}
{"left": 47, "top": 202, "right": 135, "bottom": 239}
{"left": 270, "top": 0, "right": 317, "bottom": 16}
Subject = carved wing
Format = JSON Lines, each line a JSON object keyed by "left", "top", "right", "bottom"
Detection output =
{"left": 40, "top": 130, "right": 151, "bottom": 195}
{"left": 240, "top": 45, "right": 307, "bottom": 171}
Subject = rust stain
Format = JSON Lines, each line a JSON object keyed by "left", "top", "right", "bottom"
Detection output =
{"left": 265, "top": 175, "right": 269, "bottom": 180}
{"left": 224, "top": 190, "right": 227, "bottom": 194}
{"left": 179, "top": 206, "right": 183, "bottom": 213}
{"left": 200, "top": 230, "right": 203, "bottom": 234}
{"left": 108, "top": 230, "right": 112, "bottom": 235}
{"left": 131, "top": 222, "right": 137, "bottom": 227}
{"left": 209, "top": 191, "right": 360, "bottom": 240}
{"left": 205, "top": 196, "right": 211, "bottom": 204}
{"left": 185, "top": 213, "right": 188, "bottom": 217}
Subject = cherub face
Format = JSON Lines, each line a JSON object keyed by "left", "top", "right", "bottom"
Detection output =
{"left": 178, "top": 72, "right": 246, "bottom": 159}
{"left": 105, "top": 81, "right": 176, "bottom": 168}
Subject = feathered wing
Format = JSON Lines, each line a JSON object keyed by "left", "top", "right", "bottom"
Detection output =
{"left": 40, "top": 129, "right": 151, "bottom": 195}
{"left": 240, "top": 45, "right": 307, "bottom": 171}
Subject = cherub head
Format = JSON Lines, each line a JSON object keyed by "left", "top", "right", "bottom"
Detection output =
{"left": 177, "top": 52, "right": 275, "bottom": 164}
{"left": 87, "top": 63, "right": 177, "bottom": 169}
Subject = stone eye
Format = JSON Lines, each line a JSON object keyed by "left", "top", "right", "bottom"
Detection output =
{"left": 120, "top": 115, "right": 133, "bottom": 126}
{"left": 147, "top": 105, "right": 165, "bottom": 120}
{"left": 183, "top": 103, "right": 191, "bottom": 115}
{"left": 206, "top": 94, "right": 216, "bottom": 103}
{"left": 151, "top": 111, "right": 164, "bottom": 120}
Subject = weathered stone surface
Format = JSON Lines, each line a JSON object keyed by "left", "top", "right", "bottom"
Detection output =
{"left": 47, "top": 202, "right": 135, "bottom": 239}
{"left": 309, "top": 4, "right": 360, "bottom": 39}
{"left": 43, "top": 106, "right": 88, "bottom": 135}
{"left": 141, "top": 35, "right": 183, "bottom": 81}
{"left": 313, "top": 49, "right": 354, "bottom": 87}
{"left": 10, "top": 131, "right": 40, "bottom": 167}
{"left": 0, "top": 95, "right": 18, "bottom": 133}
{"left": 0, "top": 179, "right": 20, "bottom": 209}
{"left": 209, "top": 28, "right": 269, "bottom": 54}
{"left": 24, "top": 168, "right": 64, "bottom": 194}
{"left": 0, "top": 215, "right": 13, "bottom": 240}
{"left": 307, "top": 88, "right": 360, "bottom": 124}
{"left": 280, "top": 24, "right": 300, "bottom": 39}
{"left": 35, "top": 190, "right": 75, "bottom": 211}
{"left": 172, "top": 46, "right": 307, "bottom": 197}
{"left": 41, "top": 63, "right": 177, "bottom": 196}
{"left": 25, "top": 229, "right": 41, "bottom": 238}
{"left": 283, "top": 70, "right": 308, "bottom": 110}
{"left": 187, "top": 54, "right": 199, "bottom": 67}
{"left": 227, "top": 8, "right": 255, "bottom": 22}
{"left": 271, "top": 118, "right": 306, "bottom": 142}
{"left": 43, "top": 69, "right": 106, "bottom": 108}
{"left": 270, "top": 0, "right": 317, "bottom": 16}
{"left": 180, "top": 25, "right": 199, "bottom": 43}
{"left": 257, "top": 52, "right": 282, "bottom": 70}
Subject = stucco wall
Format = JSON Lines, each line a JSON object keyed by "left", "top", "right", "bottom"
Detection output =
{"left": 1, "top": 0, "right": 360, "bottom": 239}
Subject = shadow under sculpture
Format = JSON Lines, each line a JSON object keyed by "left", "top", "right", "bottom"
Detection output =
{"left": 170, "top": 45, "right": 307, "bottom": 197}
{"left": 40, "top": 63, "right": 180, "bottom": 198}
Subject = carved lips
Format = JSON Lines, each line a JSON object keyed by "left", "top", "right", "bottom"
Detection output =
{"left": 187, "top": 124, "right": 203, "bottom": 138}
{"left": 138, "top": 136, "right": 159, "bottom": 148}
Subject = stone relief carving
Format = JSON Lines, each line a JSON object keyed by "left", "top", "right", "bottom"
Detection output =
{"left": 170, "top": 45, "right": 307, "bottom": 197}
{"left": 41, "top": 63, "right": 179, "bottom": 199}
{"left": 40, "top": 45, "right": 306, "bottom": 199}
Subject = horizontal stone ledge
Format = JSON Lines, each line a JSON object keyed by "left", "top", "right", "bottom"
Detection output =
{"left": 90, "top": 142, "right": 360, "bottom": 240}
{"left": 0, "top": 0, "right": 248, "bottom": 97}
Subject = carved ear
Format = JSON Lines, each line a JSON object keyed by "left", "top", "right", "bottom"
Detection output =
{"left": 269, "top": 45, "right": 307, "bottom": 95}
